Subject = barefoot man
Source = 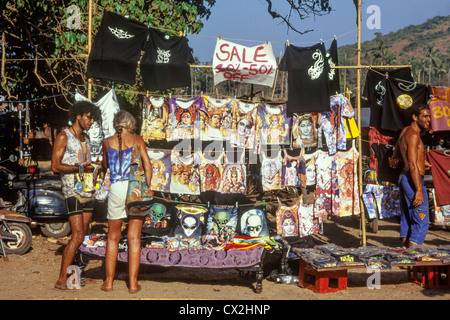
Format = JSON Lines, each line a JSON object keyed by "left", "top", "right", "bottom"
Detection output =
{"left": 51, "top": 101, "right": 100, "bottom": 290}
{"left": 390, "top": 104, "right": 431, "bottom": 248}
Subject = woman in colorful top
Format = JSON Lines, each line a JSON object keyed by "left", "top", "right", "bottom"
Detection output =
{"left": 101, "top": 111, "right": 152, "bottom": 294}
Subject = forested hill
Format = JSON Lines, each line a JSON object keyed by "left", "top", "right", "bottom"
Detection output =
{"left": 338, "top": 15, "right": 449, "bottom": 86}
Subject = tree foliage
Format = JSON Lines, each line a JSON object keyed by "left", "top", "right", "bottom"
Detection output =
{"left": 1, "top": 0, "right": 215, "bottom": 116}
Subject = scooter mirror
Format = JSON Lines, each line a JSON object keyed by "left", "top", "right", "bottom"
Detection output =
{"left": 8, "top": 155, "right": 18, "bottom": 163}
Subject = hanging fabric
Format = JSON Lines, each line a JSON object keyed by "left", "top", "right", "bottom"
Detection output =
{"left": 75, "top": 89, "right": 120, "bottom": 160}
{"left": 140, "top": 96, "right": 170, "bottom": 142}
{"left": 87, "top": 11, "right": 149, "bottom": 84}
{"left": 230, "top": 100, "right": 258, "bottom": 149}
{"left": 256, "top": 103, "right": 290, "bottom": 146}
{"left": 147, "top": 149, "right": 171, "bottom": 193}
{"left": 429, "top": 86, "right": 450, "bottom": 132}
{"left": 170, "top": 150, "right": 201, "bottom": 195}
{"left": 199, "top": 150, "right": 224, "bottom": 192}
{"left": 201, "top": 96, "right": 236, "bottom": 141}
{"left": 260, "top": 149, "right": 283, "bottom": 191}
{"left": 380, "top": 77, "right": 433, "bottom": 132}
{"left": 278, "top": 42, "right": 331, "bottom": 113}
{"left": 291, "top": 113, "right": 319, "bottom": 148}
{"left": 327, "top": 38, "right": 340, "bottom": 95}
{"left": 141, "top": 28, "right": 194, "bottom": 91}
{"left": 166, "top": 96, "right": 203, "bottom": 141}
{"left": 212, "top": 38, "right": 277, "bottom": 87}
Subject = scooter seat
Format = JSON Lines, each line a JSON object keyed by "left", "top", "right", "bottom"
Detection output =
{"left": 11, "top": 176, "right": 63, "bottom": 190}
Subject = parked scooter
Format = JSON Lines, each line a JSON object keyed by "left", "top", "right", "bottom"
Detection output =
{"left": 1, "top": 155, "right": 71, "bottom": 238}
{"left": 0, "top": 209, "right": 33, "bottom": 259}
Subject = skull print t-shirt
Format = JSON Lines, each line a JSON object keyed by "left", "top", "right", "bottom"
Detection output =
{"left": 278, "top": 42, "right": 331, "bottom": 113}
{"left": 141, "top": 28, "right": 194, "bottom": 91}
{"left": 238, "top": 206, "right": 269, "bottom": 237}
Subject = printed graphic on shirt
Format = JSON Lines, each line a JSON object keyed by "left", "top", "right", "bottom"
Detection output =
{"left": 140, "top": 96, "right": 169, "bottom": 142}
{"left": 238, "top": 206, "right": 269, "bottom": 237}
{"left": 200, "top": 151, "right": 224, "bottom": 192}
{"left": 170, "top": 150, "right": 201, "bottom": 195}
{"left": 173, "top": 205, "right": 207, "bottom": 238}
{"left": 230, "top": 101, "right": 258, "bottom": 149}
{"left": 261, "top": 150, "right": 283, "bottom": 191}
{"left": 166, "top": 96, "right": 202, "bottom": 141}
{"left": 206, "top": 205, "right": 238, "bottom": 243}
{"left": 281, "top": 151, "right": 306, "bottom": 188}
{"left": 298, "top": 198, "right": 323, "bottom": 237}
{"left": 142, "top": 199, "right": 173, "bottom": 236}
{"left": 292, "top": 113, "right": 318, "bottom": 148}
{"left": 201, "top": 96, "right": 235, "bottom": 141}
{"left": 257, "top": 103, "right": 290, "bottom": 146}
{"left": 276, "top": 202, "right": 300, "bottom": 237}
{"left": 147, "top": 149, "right": 171, "bottom": 193}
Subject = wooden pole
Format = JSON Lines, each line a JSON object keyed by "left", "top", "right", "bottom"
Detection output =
{"left": 87, "top": 0, "right": 92, "bottom": 100}
{"left": 357, "top": 0, "right": 367, "bottom": 247}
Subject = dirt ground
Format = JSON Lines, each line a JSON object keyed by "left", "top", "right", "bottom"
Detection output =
{"left": 1, "top": 216, "right": 449, "bottom": 303}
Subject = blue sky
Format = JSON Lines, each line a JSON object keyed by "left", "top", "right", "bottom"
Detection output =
{"left": 187, "top": 0, "right": 450, "bottom": 63}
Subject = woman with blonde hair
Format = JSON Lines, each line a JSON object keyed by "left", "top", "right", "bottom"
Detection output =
{"left": 101, "top": 110, "right": 152, "bottom": 293}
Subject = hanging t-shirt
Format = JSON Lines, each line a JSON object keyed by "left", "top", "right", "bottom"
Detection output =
{"left": 370, "top": 143, "right": 403, "bottom": 184}
{"left": 298, "top": 197, "right": 323, "bottom": 237}
{"left": 230, "top": 101, "right": 258, "bottom": 149}
{"left": 281, "top": 150, "right": 306, "bottom": 188}
{"left": 140, "top": 96, "right": 169, "bottom": 142}
{"left": 87, "top": 11, "right": 148, "bottom": 84}
{"left": 75, "top": 89, "right": 120, "bottom": 160}
{"left": 170, "top": 150, "right": 201, "bottom": 195}
{"left": 327, "top": 39, "right": 340, "bottom": 95}
{"left": 292, "top": 113, "right": 319, "bottom": 148}
{"left": 381, "top": 77, "right": 432, "bottom": 132}
{"left": 278, "top": 42, "right": 331, "bottom": 113}
{"left": 166, "top": 96, "right": 202, "bottom": 141}
{"left": 200, "top": 150, "right": 224, "bottom": 192}
{"left": 261, "top": 149, "right": 283, "bottom": 191}
{"left": 206, "top": 205, "right": 238, "bottom": 242}
{"left": 219, "top": 152, "right": 247, "bottom": 194}
{"left": 238, "top": 206, "right": 269, "bottom": 237}
{"left": 201, "top": 96, "right": 235, "bottom": 141}
{"left": 147, "top": 149, "right": 171, "bottom": 193}
{"left": 334, "top": 146, "right": 360, "bottom": 217}
{"left": 173, "top": 205, "right": 207, "bottom": 238}
{"left": 276, "top": 201, "right": 300, "bottom": 237}
{"left": 303, "top": 151, "right": 318, "bottom": 187}
{"left": 257, "top": 103, "right": 290, "bottom": 146}
{"left": 363, "top": 67, "right": 413, "bottom": 129}
{"left": 314, "top": 150, "right": 334, "bottom": 218}
{"left": 141, "top": 28, "right": 194, "bottom": 91}
{"left": 426, "top": 150, "right": 450, "bottom": 206}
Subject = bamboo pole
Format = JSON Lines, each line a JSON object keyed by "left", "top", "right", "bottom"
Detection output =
{"left": 87, "top": 0, "right": 92, "bottom": 100}
{"left": 357, "top": 0, "right": 367, "bottom": 247}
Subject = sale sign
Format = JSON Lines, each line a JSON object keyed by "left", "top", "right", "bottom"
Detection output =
{"left": 429, "top": 87, "right": 450, "bottom": 131}
{"left": 212, "top": 38, "right": 277, "bottom": 87}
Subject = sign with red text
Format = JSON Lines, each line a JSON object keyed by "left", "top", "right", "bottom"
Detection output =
{"left": 429, "top": 87, "right": 450, "bottom": 131}
{"left": 212, "top": 39, "right": 277, "bottom": 87}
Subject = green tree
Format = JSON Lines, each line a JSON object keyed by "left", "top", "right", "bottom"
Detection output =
{"left": 422, "top": 45, "right": 441, "bottom": 84}
{"left": 1, "top": 0, "right": 214, "bottom": 116}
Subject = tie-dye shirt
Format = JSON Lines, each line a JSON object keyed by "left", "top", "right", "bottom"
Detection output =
{"left": 106, "top": 137, "right": 133, "bottom": 184}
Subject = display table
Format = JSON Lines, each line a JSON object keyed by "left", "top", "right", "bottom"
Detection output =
{"left": 78, "top": 241, "right": 283, "bottom": 293}
{"left": 297, "top": 257, "right": 450, "bottom": 293}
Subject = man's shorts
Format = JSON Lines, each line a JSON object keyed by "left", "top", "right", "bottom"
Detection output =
{"left": 65, "top": 196, "right": 94, "bottom": 216}
{"left": 398, "top": 173, "right": 429, "bottom": 245}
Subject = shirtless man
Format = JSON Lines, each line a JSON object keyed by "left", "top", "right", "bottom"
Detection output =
{"left": 390, "top": 104, "right": 431, "bottom": 247}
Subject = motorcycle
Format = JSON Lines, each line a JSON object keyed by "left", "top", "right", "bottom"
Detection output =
{"left": 0, "top": 209, "right": 33, "bottom": 259}
{"left": 1, "top": 156, "right": 71, "bottom": 238}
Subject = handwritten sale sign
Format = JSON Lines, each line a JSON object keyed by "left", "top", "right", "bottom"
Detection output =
{"left": 212, "top": 38, "right": 277, "bottom": 87}
{"left": 429, "top": 87, "right": 450, "bottom": 131}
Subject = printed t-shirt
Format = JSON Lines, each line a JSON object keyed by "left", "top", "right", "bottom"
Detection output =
{"left": 140, "top": 96, "right": 170, "bottom": 142}
{"left": 327, "top": 39, "right": 340, "bottom": 95}
{"left": 141, "top": 28, "right": 194, "bottom": 91}
{"left": 381, "top": 77, "right": 432, "bottom": 132}
{"left": 278, "top": 42, "right": 331, "bottom": 113}
{"left": 87, "top": 11, "right": 148, "bottom": 84}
